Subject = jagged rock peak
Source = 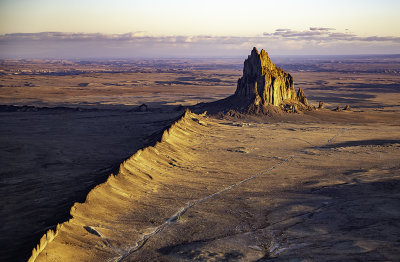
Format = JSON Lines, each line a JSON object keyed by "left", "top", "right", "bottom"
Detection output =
{"left": 234, "top": 47, "right": 297, "bottom": 107}
{"left": 243, "top": 47, "right": 277, "bottom": 77}
{"left": 297, "top": 88, "right": 309, "bottom": 106}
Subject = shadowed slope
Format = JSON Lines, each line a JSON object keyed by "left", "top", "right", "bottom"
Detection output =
{"left": 29, "top": 110, "right": 209, "bottom": 261}
{"left": 28, "top": 109, "right": 400, "bottom": 261}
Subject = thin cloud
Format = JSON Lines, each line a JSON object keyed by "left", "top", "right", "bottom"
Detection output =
{"left": 263, "top": 28, "right": 400, "bottom": 43}
{"left": 309, "top": 27, "right": 335, "bottom": 31}
{"left": 2, "top": 30, "right": 400, "bottom": 44}
{"left": 1, "top": 30, "right": 399, "bottom": 58}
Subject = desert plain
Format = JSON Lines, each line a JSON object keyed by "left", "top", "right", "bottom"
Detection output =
{"left": 0, "top": 55, "right": 399, "bottom": 261}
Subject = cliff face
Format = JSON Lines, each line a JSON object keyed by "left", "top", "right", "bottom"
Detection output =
{"left": 234, "top": 47, "right": 297, "bottom": 107}
{"left": 191, "top": 47, "right": 312, "bottom": 115}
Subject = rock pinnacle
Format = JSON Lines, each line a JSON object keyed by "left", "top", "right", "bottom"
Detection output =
{"left": 234, "top": 47, "right": 308, "bottom": 109}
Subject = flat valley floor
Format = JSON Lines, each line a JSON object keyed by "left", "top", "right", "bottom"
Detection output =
{"left": 0, "top": 56, "right": 399, "bottom": 261}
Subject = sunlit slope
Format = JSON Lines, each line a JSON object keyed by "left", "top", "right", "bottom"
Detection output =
{"left": 29, "top": 110, "right": 210, "bottom": 261}
{"left": 29, "top": 109, "right": 400, "bottom": 261}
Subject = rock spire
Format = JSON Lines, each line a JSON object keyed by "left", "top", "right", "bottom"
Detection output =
{"left": 234, "top": 47, "right": 307, "bottom": 109}
{"left": 191, "top": 47, "right": 312, "bottom": 115}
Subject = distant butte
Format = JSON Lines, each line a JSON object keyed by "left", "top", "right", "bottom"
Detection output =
{"left": 197, "top": 47, "right": 312, "bottom": 114}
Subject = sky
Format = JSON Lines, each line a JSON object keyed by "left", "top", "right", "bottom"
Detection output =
{"left": 0, "top": 0, "right": 399, "bottom": 58}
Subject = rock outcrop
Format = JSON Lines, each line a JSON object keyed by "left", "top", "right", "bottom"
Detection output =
{"left": 233, "top": 47, "right": 310, "bottom": 112}
{"left": 235, "top": 47, "right": 296, "bottom": 106}
{"left": 296, "top": 88, "right": 309, "bottom": 106}
{"left": 192, "top": 47, "right": 312, "bottom": 115}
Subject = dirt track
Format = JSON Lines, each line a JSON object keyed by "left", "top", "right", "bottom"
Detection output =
{"left": 31, "top": 110, "right": 400, "bottom": 261}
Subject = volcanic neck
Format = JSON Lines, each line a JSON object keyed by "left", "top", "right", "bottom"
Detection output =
{"left": 235, "top": 47, "right": 307, "bottom": 107}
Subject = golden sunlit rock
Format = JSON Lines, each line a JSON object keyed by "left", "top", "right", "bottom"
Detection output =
{"left": 235, "top": 47, "right": 297, "bottom": 107}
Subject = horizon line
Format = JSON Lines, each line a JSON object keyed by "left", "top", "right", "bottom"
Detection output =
{"left": 2, "top": 53, "right": 400, "bottom": 61}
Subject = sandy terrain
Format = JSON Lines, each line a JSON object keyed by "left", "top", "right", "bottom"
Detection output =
{"left": 0, "top": 56, "right": 399, "bottom": 261}
{"left": 1, "top": 56, "right": 398, "bottom": 111}
{"left": 0, "top": 59, "right": 240, "bottom": 108}
{"left": 29, "top": 110, "right": 400, "bottom": 261}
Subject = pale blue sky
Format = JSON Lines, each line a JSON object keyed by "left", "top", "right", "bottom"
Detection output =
{"left": 1, "top": 0, "right": 399, "bottom": 57}
{"left": 1, "top": 0, "right": 399, "bottom": 36}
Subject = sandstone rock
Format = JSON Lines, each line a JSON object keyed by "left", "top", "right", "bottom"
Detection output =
{"left": 318, "top": 101, "right": 325, "bottom": 109}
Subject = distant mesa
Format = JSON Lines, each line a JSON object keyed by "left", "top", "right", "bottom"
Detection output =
{"left": 196, "top": 47, "right": 312, "bottom": 115}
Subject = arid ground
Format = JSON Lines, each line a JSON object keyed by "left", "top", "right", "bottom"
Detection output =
{"left": 0, "top": 56, "right": 399, "bottom": 261}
